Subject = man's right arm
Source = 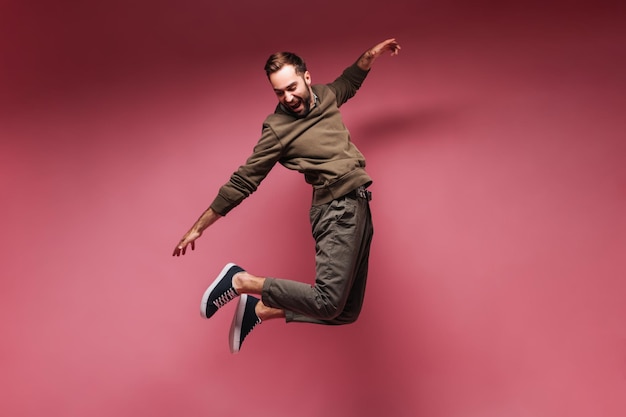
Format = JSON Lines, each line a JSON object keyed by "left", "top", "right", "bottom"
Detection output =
{"left": 172, "top": 207, "right": 222, "bottom": 256}
{"left": 172, "top": 124, "right": 283, "bottom": 257}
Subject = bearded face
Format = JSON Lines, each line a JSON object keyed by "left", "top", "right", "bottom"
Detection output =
{"left": 269, "top": 65, "right": 314, "bottom": 117}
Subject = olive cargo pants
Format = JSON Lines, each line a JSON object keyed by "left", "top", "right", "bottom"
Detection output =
{"left": 262, "top": 186, "right": 374, "bottom": 324}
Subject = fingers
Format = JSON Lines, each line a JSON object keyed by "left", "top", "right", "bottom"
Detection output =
{"left": 358, "top": 38, "right": 401, "bottom": 70}
{"left": 182, "top": 240, "right": 194, "bottom": 255}
{"left": 173, "top": 229, "right": 201, "bottom": 257}
{"left": 392, "top": 41, "right": 401, "bottom": 55}
{"left": 383, "top": 39, "right": 401, "bottom": 56}
{"left": 172, "top": 245, "right": 187, "bottom": 256}
{"left": 172, "top": 240, "right": 195, "bottom": 256}
{"left": 372, "top": 39, "right": 401, "bottom": 58}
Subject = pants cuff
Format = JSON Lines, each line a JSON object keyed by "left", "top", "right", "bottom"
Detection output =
{"left": 261, "top": 277, "right": 292, "bottom": 323}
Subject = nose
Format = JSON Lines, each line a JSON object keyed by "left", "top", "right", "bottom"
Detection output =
{"left": 284, "top": 92, "right": 294, "bottom": 102}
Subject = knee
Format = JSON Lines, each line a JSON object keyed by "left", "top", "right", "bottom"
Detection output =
{"left": 315, "top": 298, "right": 362, "bottom": 324}
{"left": 315, "top": 302, "right": 343, "bottom": 321}
{"left": 313, "top": 288, "right": 364, "bottom": 323}
{"left": 331, "top": 307, "right": 362, "bottom": 325}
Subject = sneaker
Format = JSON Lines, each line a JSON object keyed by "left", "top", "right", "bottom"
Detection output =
{"left": 229, "top": 294, "right": 261, "bottom": 354}
{"left": 200, "top": 263, "right": 244, "bottom": 319}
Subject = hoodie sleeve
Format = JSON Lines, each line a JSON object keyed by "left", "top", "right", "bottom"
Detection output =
{"left": 326, "top": 63, "right": 370, "bottom": 107}
{"left": 209, "top": 123, "right": 283, "bottom": 216}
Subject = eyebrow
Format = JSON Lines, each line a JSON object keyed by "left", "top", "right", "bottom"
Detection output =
{"left": 274, "top": 82, "right": 298, "bottom": 93}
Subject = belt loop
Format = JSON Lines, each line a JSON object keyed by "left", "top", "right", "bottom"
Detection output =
{"left": 356, "top": 186, "right": 372, "bottom": 201}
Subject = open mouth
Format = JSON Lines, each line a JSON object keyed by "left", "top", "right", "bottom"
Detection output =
{"left": 289, "top": 99, "right": 302, "bottom": 111}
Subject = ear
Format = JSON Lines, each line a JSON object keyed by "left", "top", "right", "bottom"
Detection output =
{"left": 304, "top": 70, "right": 312, "bottom": 86}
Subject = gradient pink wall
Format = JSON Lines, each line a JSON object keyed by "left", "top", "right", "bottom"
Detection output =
{"left": 2, "top": 1, "right": 625, "bottom": 416}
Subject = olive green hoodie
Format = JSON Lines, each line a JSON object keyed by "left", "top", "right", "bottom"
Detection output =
{"left": 210, "top": 63, "right": 372, "bottom": 216}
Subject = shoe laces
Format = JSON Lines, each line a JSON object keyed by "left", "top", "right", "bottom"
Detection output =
{"left": 213, "top": 288, "right": 238, "bottom": 309}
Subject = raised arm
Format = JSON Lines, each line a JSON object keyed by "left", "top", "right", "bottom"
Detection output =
{"left": 356, "top": 38, "right": 401, "bottom": 71}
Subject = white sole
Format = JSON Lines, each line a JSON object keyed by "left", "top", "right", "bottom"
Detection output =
{"left": 229, "top": 294, "right": 248, "bottom": 354}
{"left": 200, "top": 262, "right": 237, "bottom": 318}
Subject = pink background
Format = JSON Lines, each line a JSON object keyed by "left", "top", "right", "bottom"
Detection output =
{"left": 2, "top": 1, "right": 625, "bottom": 416}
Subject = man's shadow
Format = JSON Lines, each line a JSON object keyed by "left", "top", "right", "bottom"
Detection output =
{"left": 351, "top": 105, "right": 464, "bottom": 147}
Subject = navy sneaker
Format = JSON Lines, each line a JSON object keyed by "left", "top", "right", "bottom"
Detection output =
{"left": 200, "top": 263, "right": 244, "bottom": 319}
{"left": 229, "top": 294, "right": 261, "bottom": 354}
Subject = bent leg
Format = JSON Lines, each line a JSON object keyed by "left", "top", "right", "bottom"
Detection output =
{"left": 326, "top": 202, "right": 373, "bottom": 324}
{"left": 262, "top": 191, "right": 374, "bottom": 324}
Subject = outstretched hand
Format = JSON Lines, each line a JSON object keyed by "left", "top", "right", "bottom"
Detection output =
{"left": 172, "top": 229, "right": 201, "bottom": 256}
{"left": 172, "top": 207, "right": 221, "bottom": 257}
{"left": 357, "top": 38, "right": 401, "bottom": 71}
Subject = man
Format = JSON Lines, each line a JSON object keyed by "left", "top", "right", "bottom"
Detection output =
{"left": 173, "top": 38, "right": 401, "bottom": 353}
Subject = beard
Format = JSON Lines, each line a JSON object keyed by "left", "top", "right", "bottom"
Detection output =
{"left": 286, "top": 84, "right": 313, "bottom": 118}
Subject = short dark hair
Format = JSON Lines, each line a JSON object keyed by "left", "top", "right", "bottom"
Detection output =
{"left": 264, "top": 52, "right": 307, "bottom": 77}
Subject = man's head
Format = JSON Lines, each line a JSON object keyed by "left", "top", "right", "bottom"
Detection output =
{"left": 265, "top": 52, "right": 314, "bottom": 117}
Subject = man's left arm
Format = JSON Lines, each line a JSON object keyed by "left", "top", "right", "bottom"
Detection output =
{"left": 356, "top": 38, "right": 401, "bottom": 71}
{"left": 329, "top": 38, "right": 401, "bottom": 106}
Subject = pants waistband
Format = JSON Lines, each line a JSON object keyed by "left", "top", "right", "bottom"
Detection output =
{"left": 347, "top": 185, "right": 372, "bottom": 201}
